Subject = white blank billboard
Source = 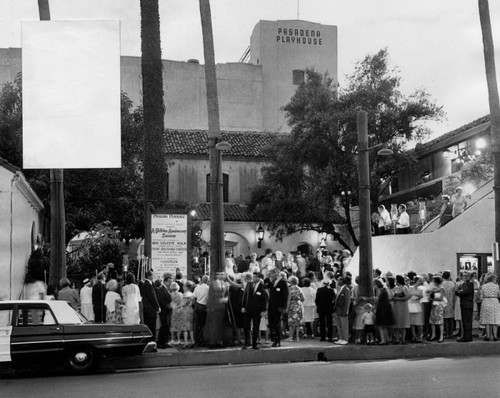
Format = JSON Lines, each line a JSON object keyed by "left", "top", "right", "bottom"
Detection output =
{"left": 22, "top": 20, "right": 121, "bottom": 169}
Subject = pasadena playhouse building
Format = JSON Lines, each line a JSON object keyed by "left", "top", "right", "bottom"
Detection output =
{"left": 0, "top": 18, "right": 494, "bottom": 279}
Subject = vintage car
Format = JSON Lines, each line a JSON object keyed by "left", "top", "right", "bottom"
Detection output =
{"left": 0, "top": 300, "right": 153, "bottom": 374}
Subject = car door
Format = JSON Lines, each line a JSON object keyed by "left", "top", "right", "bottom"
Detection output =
{"left": 10, "top": 303, "right": 65, "bottom": 366}
{"left": 0, "top": 304, "right": 14, "bottom": 363}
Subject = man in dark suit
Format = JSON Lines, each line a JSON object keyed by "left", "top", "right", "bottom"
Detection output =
{"left": 315, "top": 278, "right": 336, "bottom": 342}
{"left": 141, "top": 270, "right": 160, "bottom": 344}
{"left": 455, "top": 271, "right": 474, "bottom": 342}
{"left": 267, "top": 269, "right": 288, "bottom": 347}
{"left": 242, "top": 272, "right": 268, "bottom": 349}
{"left": 333, "top": 276, "right": 351, "bottom": 345}
{"left": 156, "top": 272, "right": 173, "bottom": 349}
{"left": 92, "top": 272, "right": 106, "bottom": 323}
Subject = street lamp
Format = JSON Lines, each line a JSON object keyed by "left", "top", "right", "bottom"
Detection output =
{"left": 357, "top": 110, "right": 393, "bottom": 298}
{"left": 257, "top": 224, "right": 264, "bottom": 248}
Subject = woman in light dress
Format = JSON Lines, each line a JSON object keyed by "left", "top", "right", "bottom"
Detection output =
{"left": 301, "top": 278, "right": 316, "bottom": 338}
{"left": 479, "top": 273, "right": 500, "bottom": 341}
{"left": 180, "top": 281, "right": 196, "bottom": 346}
{"left": 122, "top": 273, "right": 142, "bottom": 325}
{"left": 170, "top": 282, "right": 183, "bottom": 344}
{"left": 428, "top": 275, "right": 446, "bottom": 343}
{"left": 105, "top": 279, "right": 125, "bottom": 324}
{"left": 408, "top": 277, "right": 424, "bottom": 343}
{"left": 286, "top": 276, "right": 305, "bottom": 342}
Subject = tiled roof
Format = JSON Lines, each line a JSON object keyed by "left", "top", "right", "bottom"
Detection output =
{"left": 164, "top": 129, "right": 285, "bottom": 158}
{"left": 0, "top": 156, "right": 20, "bottom": 173}
{"left": 414, "top": 115, "right": 490, "bottom": 156}
{"left": 195, "top": 203, "right": 346, "bottom": 224}
{"left": 196, "top": 203, "right": 256, "bottom": 221}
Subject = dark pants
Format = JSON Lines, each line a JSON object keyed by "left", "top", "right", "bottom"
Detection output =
{"left": 268, "top": 310, "right": 282, "bottom": 343}
{"left": 396, "top": 227, "right": 410, "bottom": 234}
{"left": 157, "top": 312, "right": 171, "bottom": 346}
{"left": 318, "top": 312, "right": 333, "bottom": 341}
{"left": 422, "top": 302, "right": 431, "bottom": 336}
{"left": 193, "top": 303, "right": 207, "bottom": 344}
{"left": 461, "top": 305, "right": 474, "bottom": 341}
{"left": 243, "top": 311, "right": 261, "bottom": 348}
{"left": 93, "top": 306, "right": 104, "bottom": 323}
{"left": 144, "top": 313, "right": 157, "bottom": 343}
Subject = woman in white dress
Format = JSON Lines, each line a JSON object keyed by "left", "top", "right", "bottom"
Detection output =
{"left": 301, "top": 278, "right": 316, "bottom": 338}
{"left": 105, "top": 279, "right": 125, "bottom": 324}
{"left": 121, "top": 273, "right": 142, "bottom": 325}
{"left": 80, "top": 278, "right": 94, "bottom": 321}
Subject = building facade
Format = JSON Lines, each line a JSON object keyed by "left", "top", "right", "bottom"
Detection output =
{"left": 0, "top": 158, "right": 44, "bottom": 300}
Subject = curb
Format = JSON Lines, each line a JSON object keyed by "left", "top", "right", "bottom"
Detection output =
{"left": 101, "top": 340, "right": 500, "bottom": 370}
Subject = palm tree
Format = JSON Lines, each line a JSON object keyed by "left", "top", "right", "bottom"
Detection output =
{"left": 140, "top": 0, "right": 166, "bottom": 257}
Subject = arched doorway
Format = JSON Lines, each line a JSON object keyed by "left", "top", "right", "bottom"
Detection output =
{"left": 297, "top": 242, "right": 314, "bottom": 256}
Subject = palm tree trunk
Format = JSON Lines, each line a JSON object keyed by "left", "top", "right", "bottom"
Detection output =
{"left": 140, "top": 0, "right": 166, "bottom": 257}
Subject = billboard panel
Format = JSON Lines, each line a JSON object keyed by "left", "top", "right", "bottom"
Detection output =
{"left": 22, "top": 20, "right": 121, "bottom": 168}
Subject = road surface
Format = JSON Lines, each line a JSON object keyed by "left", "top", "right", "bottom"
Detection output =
{"left": 1, "top": 356, "right": 499, "bottom": 398}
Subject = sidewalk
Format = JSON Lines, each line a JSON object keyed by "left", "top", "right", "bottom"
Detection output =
{"left": 102, "top": 338, "right": 500, "bottom": 371}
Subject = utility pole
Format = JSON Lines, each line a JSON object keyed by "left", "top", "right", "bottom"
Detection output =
{"left": 37, "top": 0, "right": 66, "bottom": 287}
{"left": 478, "top": 0, "right": 500, "bottom": 280}
{"left": 357, "top": 111, "right": 373, "bottom": 298}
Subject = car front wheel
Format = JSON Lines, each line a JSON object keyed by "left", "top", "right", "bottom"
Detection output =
{"left": 66, "top": 347, "right": 99, "bottom": 374}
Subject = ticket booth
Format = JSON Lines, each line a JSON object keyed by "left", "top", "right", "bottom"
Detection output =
{"left": 456, "top": 253, "right": 493, "bottom": 278}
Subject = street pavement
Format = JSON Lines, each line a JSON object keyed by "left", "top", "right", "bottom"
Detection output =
{"left": 2, "top": 356, "right": 500, "bottom": 398}
{"left": 101, "top": 336, "right": 500, "bottom": 370}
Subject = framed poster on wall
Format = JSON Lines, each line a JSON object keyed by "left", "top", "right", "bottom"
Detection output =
{"left": 149, "top": 210, "right": 191, "bottom": 280}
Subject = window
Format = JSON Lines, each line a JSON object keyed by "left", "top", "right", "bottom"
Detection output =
{"left": 17, "top": 306, "right": 56, "bottom": 326}
{"left": 293, "top": 69, "right": 305, "bottom": 85}
{"left": 206, "top": 173, "right": 229, "bottom": 203}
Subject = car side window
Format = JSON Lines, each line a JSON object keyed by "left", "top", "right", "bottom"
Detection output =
{"left": 17, "top": 306, "right": 56, "bottom": 326}
{"left": 0, "top": 308, "right": 13, "bottom": 327}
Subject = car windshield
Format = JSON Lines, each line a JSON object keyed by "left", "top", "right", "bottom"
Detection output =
{"left": 49, "top": 301, "right": 88, "bottom": 324}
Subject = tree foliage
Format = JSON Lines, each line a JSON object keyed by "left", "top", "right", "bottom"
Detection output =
{"left": 66, "top": 222, "right": 124, "bottom": 277}
{"left": 250, "top": 49, "right": 445, "bottom": 248}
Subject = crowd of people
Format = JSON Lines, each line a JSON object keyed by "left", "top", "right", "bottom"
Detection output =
{"left": 45, "top": 249, "right": 500, "bottom": 350}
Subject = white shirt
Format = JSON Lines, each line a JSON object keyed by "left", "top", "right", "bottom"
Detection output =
{"left": 378, "top": 209, "right": 392, "bottom": 228}
{"left": 193, "top": 283, "right": 209, "bottom": 305}
{"left": 397, "top": 212, "right": 410, "bottom": 228}
{"left": 80, "top": 285, "right": 93, "bottom": 304}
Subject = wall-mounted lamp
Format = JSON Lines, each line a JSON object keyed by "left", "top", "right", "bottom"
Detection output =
{"left": 319, "top": 240, "right": 327, "bottom": 250}
{"left": 257, "top": 224, "right": 264, "bottom": 248}
{"left": 320, "top": 232, "right": 327, "bottom": 241}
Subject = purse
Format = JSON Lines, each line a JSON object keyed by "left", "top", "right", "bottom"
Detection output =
{"left": 408, "top": 301, "right": 421, "bottom": 313}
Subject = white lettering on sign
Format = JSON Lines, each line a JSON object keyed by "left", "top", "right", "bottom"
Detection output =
{"left": 0, "top": 326, "right": 12, "bottom": 362}
{"left": 276, "top": 27, "right": 323, "bottom": 46}
{"left": 150, "top": 214, "right": 188, "bottom": 279}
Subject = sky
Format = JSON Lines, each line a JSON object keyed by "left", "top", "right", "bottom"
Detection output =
{"left": 1, "top": 0, "right": 500, "bottom": 140}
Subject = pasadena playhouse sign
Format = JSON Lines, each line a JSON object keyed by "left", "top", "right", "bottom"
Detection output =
{"left": 277, "top": 27, "right": 323, "bottom": 45}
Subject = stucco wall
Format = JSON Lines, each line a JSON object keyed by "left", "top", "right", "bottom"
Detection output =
{"left": 167, "top": 157, "right": 266, "bottom": 204}
{"left": 251, "top": 20, "right": 338, "bottom": 133}
{"left": 201, "top": 220, "right": 349, "bottom": 258}
{"left": 0, "top": 168, "right": 42, "bottom": 300}
{"left": 121, "top": 57, "right": 263, "bottom": 132}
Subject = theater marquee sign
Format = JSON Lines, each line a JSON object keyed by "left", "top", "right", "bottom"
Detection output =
{"left": 149, "top": 212, "right": 190, "bottom": 279}
{"left": 276, "top": 26, "right": 323, "bottom": 45}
